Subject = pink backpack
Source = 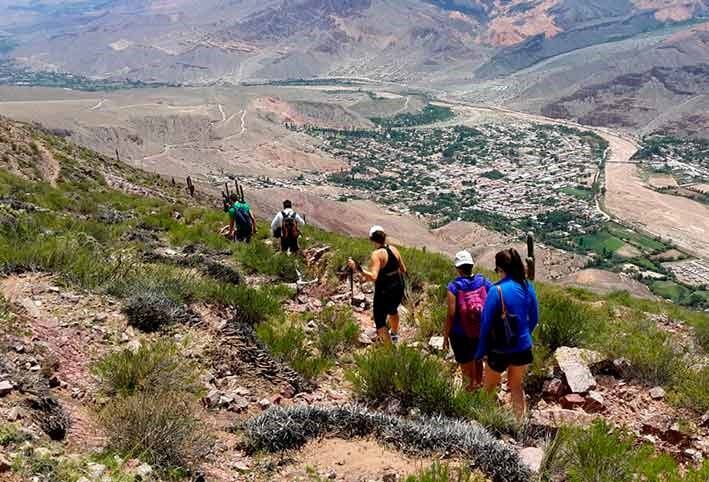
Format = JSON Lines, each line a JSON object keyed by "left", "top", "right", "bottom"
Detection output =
{"left": 456, "top": 285, "right": 488, "bottom": 338}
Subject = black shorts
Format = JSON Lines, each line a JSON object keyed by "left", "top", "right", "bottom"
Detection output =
{"left": 487, "top": 349, "right": 533, "bottom": 373}
{"left": 449, "top": 333, "right": 479, "bottom": 365}
{"left": 373, "top": 290, "right": 403, "bottom": 329}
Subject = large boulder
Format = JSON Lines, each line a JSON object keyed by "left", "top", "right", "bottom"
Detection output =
{"left": 554, "top": 347, "right": 604, "bottom": 393}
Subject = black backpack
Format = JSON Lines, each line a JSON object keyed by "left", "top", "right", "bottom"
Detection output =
{"left": 232, "top": 204, "right": 252, "bottom": 233}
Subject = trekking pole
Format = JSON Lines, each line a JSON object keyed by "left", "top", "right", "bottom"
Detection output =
{"left": 526, "top": 232, "right": 536, "bottom": 281}
{"left": 349, "top": 266, "right": 354, "bottom": 304}
{"left": 239, "top": 184, "right": 245, "bottom": 203}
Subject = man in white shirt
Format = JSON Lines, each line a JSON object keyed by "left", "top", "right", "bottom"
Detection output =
{"left": 271, "top": 200, "right": 306, "bottom": 253}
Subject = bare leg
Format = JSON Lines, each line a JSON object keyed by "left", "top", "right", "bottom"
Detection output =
{"left": 483, "top": 364, "right": 502, "bottom": 394}
{"left": 388, "top": 313, "right": 400, "bottom": 336}
{"left": 377, "top": 326, "right": 392, "bottom": 346}
{"left": 473, "top": 360, "right": 484, "bottom": 387}
{"left": 460, "top": 362, "right": 477, "bottom": 391}
{"left": 507, "top": 364, "right": 529, "bottom": 420}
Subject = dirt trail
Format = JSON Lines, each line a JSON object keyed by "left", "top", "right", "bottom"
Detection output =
{"left": 36, "top": 141, "right": 60, "bottom": 186}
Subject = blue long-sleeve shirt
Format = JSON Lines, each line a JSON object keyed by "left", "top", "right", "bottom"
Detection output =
{"left": 474, "top": 277, "right": 539, "bottom": 359}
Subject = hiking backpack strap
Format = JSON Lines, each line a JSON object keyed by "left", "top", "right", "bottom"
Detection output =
{"left": 496, "top": 285, "right": 507, "bottom": 321}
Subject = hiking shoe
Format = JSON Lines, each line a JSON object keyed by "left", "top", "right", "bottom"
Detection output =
{"left": 390, "top": 332, "right": 399, "bottom": 344}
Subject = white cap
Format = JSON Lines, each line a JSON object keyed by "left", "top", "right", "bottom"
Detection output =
{"left": 454, "top": 250, "right": 474, "bottom": 268}
{"left": 369, "top": 225, "right": 384, "bottom": 238}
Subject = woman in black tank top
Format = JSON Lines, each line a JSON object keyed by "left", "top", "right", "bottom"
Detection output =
{"left": 348, "top": 227, "right": 407, "bottom": 345}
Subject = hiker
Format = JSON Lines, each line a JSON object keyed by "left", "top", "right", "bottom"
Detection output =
{"left": 347, "top": 226, "right": 407, "bottom": 345}
{"left": 227, "top": 194, "right": 256, "bottom": 242}
{"left": 444, "top": 250, "right": 493, "bottom": 391}
{"left": 475, "top": 248, "right": 539, "bottom": 420}
{"left": 271, "top": 200, "right": 305, "bottom": 253}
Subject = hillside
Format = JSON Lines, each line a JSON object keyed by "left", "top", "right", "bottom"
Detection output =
{"left": 0, "top": 117, "right": 708, "bottom": 481}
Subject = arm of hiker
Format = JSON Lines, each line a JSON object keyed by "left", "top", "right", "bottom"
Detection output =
{"left": 475, "top": 287, "right": 498, "bottom": 360}
{"left": 527, "top": 283, "right": 539, "bottom": 332}
{"left": 296, "top": 213, "right": 306, "bottom": 225}
{"left": 270, "top": 212, "right": 281, "bottom": 233}
{"left": 228, "top": 217, "right": 235, "bottom": 238}
{"left": 357, "top": 251, "right": 381, "bottom": 282}
{"left": 444, "top": 290, "right": 456, "bottom": 350}
{"left": 249, "top": 211, "right": 257, "bottom": 233}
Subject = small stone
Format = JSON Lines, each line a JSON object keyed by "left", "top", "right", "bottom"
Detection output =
{"left": 234, "top": 386, "right": 250, "bottom": 396}
{"left": 76, "top": 478, "right": 91, "bottom": 482}
{"left": 358, "top": 332, "right": 374, "bottom": 345}
{"left": 519, "top": 447, "right": 544, "bottom": 473}
{"left": 205, "top": 389, "right": 222, "bottom": 408}
{"left": 560, "top": 393, "right": 586, "bottom": 409}
{"left": 428, "top": 336, "right": 444, "bottom": 351}
{"left": 649, "top": 386, "right": 666, "bottom": 400}
{"left": 281, "top": 385, "right": 296, "bottom": 399}
{"left": 327, "top": 471, "right": 337, "bottom": 480}
{"left": 7, "top": 406, "right": 22, "bottom": 421}
{"left": 87, "top": 462, "right": 107, "bottom": 479}
{"left": 234, "top": 462, "right": 250, "bottom": 472}
{"left": 29, "top": 364, "right": 41, "bottom": 372}
{"left": 542, "top": 378, "right": 565, "bottom": 399}
{"left": 584, "top": 391, "right": 605, "bottom": 413}
{"left": 0, "top": 380, "right": 13, "bottom": 397}
{"left": 218, "top": 395, "right": 234, "bottom": 407}
{"left": 258, "top": 398, "right": 271, "bottom": 409}
{"left": 94, "top": 313, "right": 108, "bottom": 322}
{"left": 135, "top": 463, "right": 153, "bottom": 477}
{"left": 612, "top": 358, "right": 632, "bottom": 378}
{"left": 531, "top": 408, "right": 600, "bottom": 428}
{"left": 126, "top": 339, "right": 141, "bottom": 353}
{"left": 700, "top": 411, "right": 709, "bottom": 427}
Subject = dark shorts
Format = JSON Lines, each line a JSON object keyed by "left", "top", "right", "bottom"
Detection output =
{"left": 281, "top": 236, "right": 299, "bottom": 253}
{"left": 373, "top": 290, "right": 404, "bottom": 329}
{"left": 487, "top": 349, "right": 534, "bottom": 374}
{"left": 449, "top": 333, "right": 479, "bottom": 365}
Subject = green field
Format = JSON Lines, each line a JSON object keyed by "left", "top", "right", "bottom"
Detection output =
{"left": 561, "top": 186, "right": 594, "bottom": 202}
{"left": 576, "top": 230, "right": 625, "bottom": 255}
{"left": 606, "top": 223, "right": 666, "bottom": 253}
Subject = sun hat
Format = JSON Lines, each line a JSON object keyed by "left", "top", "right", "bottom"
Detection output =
{"left": 454, "top": 250, "right": 475, "bottom": 268}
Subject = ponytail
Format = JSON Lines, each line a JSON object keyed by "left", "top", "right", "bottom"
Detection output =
{"left": 495, "top": 248, "right": 527, "bottom": 285}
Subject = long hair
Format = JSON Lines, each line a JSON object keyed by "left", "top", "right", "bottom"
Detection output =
{"left": 495, "top": 248, "right": 527, "bottom": 284}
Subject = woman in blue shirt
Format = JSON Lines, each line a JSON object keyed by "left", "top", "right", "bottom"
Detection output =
{"left": 444, "top": 250, "right": 493, "bottom": 391}
{"left": 476, "top": 248, "right": 539, "bottom": 420}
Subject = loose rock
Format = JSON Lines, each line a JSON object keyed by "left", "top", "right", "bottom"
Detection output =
{"left": 428, "top": 336, "right": 444, "bottom": 351}
{"left": 559, "top": 393, "right": 585, "bottom": 409}
{"left": 519, "top": 447, "right": 544, "bottom": 473}
{"left": 554, "top": 347, "right": 602, "bottom": 393}
{"left": 584, "top": 391, "right": 606, "bottom": 413}
{"left": 649, "top": 386, "right": 666, "bottom": 400}
{"left": 0, "top": 380, "right": 13, "bottom": 397}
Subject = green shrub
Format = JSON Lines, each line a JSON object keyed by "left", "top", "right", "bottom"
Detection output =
{"left": 99, "top": 391, "right": 211, "bottom": 471}
{"left": 671, "top": 365, "right": 709, "bottom": 413}
{"left": 541, "top": 420, "right": 709, "bottom": 482}
{"left": 348, "top": 344, "right": 457, "bottom": 415}
{"left": 405, "top": 463, "right": 486, "bottom": 482}
{"left": 606, "top": 320, "right": 683, "bottom": 385}
{"left": 122, "top": 284, "right": 193, "bottom": 332}
{"left": 233, "top": 240, "right": 301, "bottom": 281}
{"left": 537, "top": 288, "right": 600, "bottom": 350}
{"left": 347, "top": 345, "right": 516, "bottom": 434}
{"left": 256, "top": 319, "right": 331, "bottom": 380}
{"left": 93, "top": 339, "right": 203, "bottom": 397}
{"left": 314, "top": 305, "right": 359, "bottom": 358}
{"left": 0, "top": 423, "right": 29, "bottom": 446}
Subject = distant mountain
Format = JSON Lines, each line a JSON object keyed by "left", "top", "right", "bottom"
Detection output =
{"left": 0, "top": 0, "right": 707, "bottom": 134}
